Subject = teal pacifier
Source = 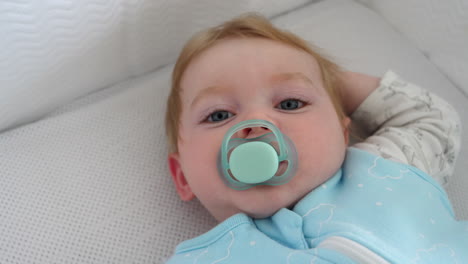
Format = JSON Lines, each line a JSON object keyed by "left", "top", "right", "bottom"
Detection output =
{"left": 218, "top": 119, "right": 298, "bottom": 190}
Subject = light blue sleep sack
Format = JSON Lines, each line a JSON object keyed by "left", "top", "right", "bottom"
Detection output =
{"left": 167, "top": 148, "right": 468, "bottom": 263}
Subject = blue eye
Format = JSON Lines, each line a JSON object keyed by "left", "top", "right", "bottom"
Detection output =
{"left": 278, "top": 99, "right": 304, "bottom": 110}
{"left": 207, "top": 110, "right": 233, "bottom": 123}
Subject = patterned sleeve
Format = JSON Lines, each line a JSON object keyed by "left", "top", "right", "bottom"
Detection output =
{"left": 351, "top": 71, "right": 462, "bottom": 186}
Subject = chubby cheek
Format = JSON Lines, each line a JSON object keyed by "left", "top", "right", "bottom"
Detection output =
{"left": 288, "top": 120, "right": 345, "bottom": 182}
{"left": 179, "top": 131, "right": 227, "bottom": 194}
{"left": 181, "top": 127, "right": 221, "bottom": 165}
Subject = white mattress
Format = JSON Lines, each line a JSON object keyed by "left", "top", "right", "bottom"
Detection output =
{"left": 0, "top": 0, "right": 466, "bottom": 263}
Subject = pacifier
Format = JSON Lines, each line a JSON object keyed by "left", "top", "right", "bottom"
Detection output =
{"left": 218, "top": 119, "right": 298, "bottom": 190}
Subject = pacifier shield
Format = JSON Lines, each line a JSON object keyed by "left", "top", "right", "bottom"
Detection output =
{"left": 218, "top": 119, "right": 298, "bottom": 190}
{"left": 229, "top": 141, "right": 279, "bottom": 184}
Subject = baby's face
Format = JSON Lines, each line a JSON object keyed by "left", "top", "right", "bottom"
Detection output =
{"left": 169, "top": 38, "right": 349, "bottom": 221}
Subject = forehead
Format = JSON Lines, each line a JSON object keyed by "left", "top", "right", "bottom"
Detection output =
{"left": 179, "top": 37, "right": 322, "bottom": 102}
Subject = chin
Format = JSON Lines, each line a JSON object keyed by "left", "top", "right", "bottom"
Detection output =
{"left": 232, "top": 178, "right": 309, "bottom": 219}
{"left": 246, "top": 209, "right": 279, "bottom": 219}
{"left": 239, "top": 199, "right": 281, "bottom": 219}
{"left": 240, "top": 192, "right": 296, "bottom": 219}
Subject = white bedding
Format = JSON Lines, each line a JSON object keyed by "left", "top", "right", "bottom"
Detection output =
{"left": 0, "top": 0, "right": 466, "bottom": 263}
{"left": 0, "top": 0, "right": 311, "bottom": 133}
{"left": 356, "top": 0, "right": 468, "bottom": 96}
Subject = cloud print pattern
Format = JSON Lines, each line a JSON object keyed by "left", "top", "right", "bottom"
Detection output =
{"left": 167, "top": 148, "right": 468, "bottom": 263}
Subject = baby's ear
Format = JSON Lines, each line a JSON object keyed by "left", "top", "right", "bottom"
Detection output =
{"left": 342, "top": 117, "right": 351, "bottom": 145}
{"left": 168, "top": 153, "right": 195, "bottom": 201}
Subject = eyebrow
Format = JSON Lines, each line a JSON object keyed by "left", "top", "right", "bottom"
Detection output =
{"left": 190, "top": 72, "right": 316, "bottom": 109}
{"left": 190, "top": 85, "right": 231, "bottom": 110}
{"left": 270, "top": 72, "right": 316, "bottom": 87}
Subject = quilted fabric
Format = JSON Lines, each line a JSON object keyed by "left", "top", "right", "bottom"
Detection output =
{"left": 0, "top": 66, "right": 218, "bottom": 263}
{"left": 0, "top": 0, "right": 312, "bottom": 133}
{"left": 0, "top": 0, "right": 467, "bottom": 263}
{"left": 356, "top": 0, "right": 468, "bottom": 96}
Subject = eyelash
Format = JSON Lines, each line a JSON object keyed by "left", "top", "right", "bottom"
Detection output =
{"left": 200, "top": 97, "right": 311, "bottom": 124}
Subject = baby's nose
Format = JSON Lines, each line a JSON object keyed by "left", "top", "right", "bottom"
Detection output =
{"left": 234, "top": 126, "right": 271, "bottom": 139}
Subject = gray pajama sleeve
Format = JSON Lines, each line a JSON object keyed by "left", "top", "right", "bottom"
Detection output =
{"left": 351, "top": 71, "right": 462, "bottom": 186}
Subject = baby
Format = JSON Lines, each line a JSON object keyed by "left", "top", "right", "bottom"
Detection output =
{"left": 164, "top": 14, "right": 467, "bottom": 263}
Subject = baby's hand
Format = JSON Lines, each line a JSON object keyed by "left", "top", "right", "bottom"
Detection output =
{"left": 336, "top": 71, "right": 380, "bottom": 115}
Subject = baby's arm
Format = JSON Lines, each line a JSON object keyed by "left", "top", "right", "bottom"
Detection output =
{"left": 340, "top": 70, "right": 462, "bottom": 186}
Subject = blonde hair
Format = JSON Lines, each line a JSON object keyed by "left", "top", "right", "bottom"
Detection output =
{"left": 165, "top": 13, "right": 344, "bottom": 153}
